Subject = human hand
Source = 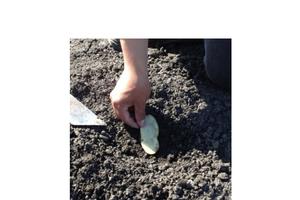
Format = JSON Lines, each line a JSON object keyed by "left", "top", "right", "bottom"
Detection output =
{"left": 110, "top": 67, "right": 151, "bottom": 128}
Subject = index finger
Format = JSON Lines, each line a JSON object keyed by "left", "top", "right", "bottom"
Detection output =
{"left": 119, "top": 105, "right": 139, "bottom": 129}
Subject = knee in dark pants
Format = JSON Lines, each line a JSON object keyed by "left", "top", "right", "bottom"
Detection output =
{"left": 204, "top": 39, "right": 231, "bottom": 91}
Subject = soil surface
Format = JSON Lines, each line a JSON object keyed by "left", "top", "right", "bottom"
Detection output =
{"left": 70, "top": 39, "right": 231, "bottom": 200}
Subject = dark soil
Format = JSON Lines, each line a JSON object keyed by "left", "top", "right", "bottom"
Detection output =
{"left": 70, "top": 39, "right": 231, "bottom": 200}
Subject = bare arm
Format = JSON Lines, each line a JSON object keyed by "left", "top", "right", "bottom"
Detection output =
{"left": 121, "top": 39, "right": 148, "bottom": 76}
{"left": 110, "top": 39, "right": 150, "bottom": 128}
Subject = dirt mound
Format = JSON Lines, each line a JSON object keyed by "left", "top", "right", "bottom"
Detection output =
{"left": 70, "top": 39, "right": 231, "bottom": 200}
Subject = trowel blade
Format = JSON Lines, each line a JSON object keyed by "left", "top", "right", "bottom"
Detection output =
{"left": 70, "top": 94, "right": 106, "bottom": 126}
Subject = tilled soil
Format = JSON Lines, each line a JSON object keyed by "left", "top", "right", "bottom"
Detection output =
{"left": 70, "top": 39, "right": 231, "bottom": 200}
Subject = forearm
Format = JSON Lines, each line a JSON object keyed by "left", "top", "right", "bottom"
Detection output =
{"left": 120, "top": 39, "right": 148, "bottom": 76}
{"left": 111, "top": 39, "right": 150, "bottom": 128}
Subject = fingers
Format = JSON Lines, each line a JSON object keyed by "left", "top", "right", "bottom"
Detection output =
{"left": 121, "top": 106, "right": 139, "bottom": 129}
{"left": 111, "top": 98, "right": 139, "bottom": 129}
{"left": 134, "top": 102, "right": 146, "bottom": 128}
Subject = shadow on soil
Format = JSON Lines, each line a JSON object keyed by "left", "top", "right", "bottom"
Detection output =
{"left": 124, "top": 101, "right": 231, "bottom": 163}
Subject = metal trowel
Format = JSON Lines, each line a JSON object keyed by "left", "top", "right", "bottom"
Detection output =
{"left": 70, "top": 94, "right": 106, "bottom": 126}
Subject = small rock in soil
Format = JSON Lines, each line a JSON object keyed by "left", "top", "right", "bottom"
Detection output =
{"left": 218, "top": 172, "right": 229, "bottom": 180}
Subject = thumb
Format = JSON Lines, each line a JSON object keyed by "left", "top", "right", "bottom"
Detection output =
{"left": 134, "top": 102, "right": 146, "bottom": 128}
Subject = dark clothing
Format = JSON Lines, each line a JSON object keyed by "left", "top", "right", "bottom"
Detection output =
{"left": 204, "top": 39, "right": 231, "bottom": 90}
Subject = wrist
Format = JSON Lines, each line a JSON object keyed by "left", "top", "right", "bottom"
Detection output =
{"left": 124, "top": 64, "right": 148, "bottom": 78}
